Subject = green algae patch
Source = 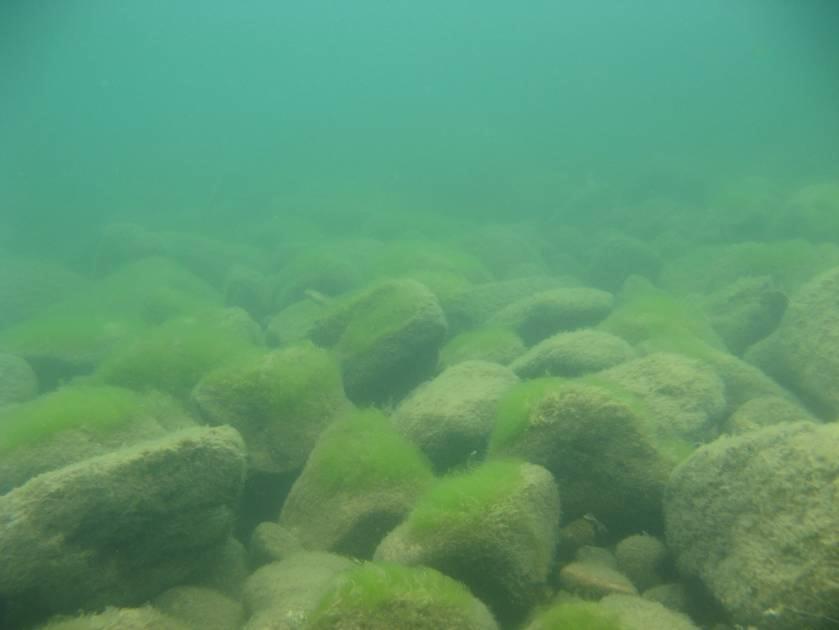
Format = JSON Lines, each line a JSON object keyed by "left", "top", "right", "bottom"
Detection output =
{"left": 407, "top": 459, "right": 526, "bottom": 538}
{"left": 598, "top": 277, "right": 722, "bottom": 347}
{"left": 525, "top": 601, "right": 623, "bottom": 630}
{"left": 305, "top": 408, "right": 433, "bottom": 494}
{"left": 0, "top": 385, "right": 143, "bottom": 453}
{"left": 192, "top": 341, "right": 349, "bottom": 475}
{"left": 439, "top": 326, "right": 525, "bottom": 368}
{"left": 306, "top": 562, "right": 498, "bottom": 630}
{"left": 96, "top": 310, "right": 260, "bottom": 400}
{"left": 490, "top": 377, "right": 567, "bottom": 452}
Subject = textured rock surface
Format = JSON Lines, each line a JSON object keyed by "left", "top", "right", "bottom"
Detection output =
{"left": 665, "top": 422, "right": 839, "bottom": 629}
{"left": 510, "top": 329, "right": 635, "bottom": 378}
{"left": 747, "top": 266, "right": 839, "bottom": 417}
{"left": 0, "top": 426, "right": 247, "bottom": 628}
{"left": 392, "top": 360, "right": 519, "bottom": 471}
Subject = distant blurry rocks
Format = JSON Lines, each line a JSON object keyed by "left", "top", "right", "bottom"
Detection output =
{"left": 223, "top": 264, "right": 272, "bottom": 320}
{"left": 308, "top": 279, "right": 447, "bottom": 405}
{"left": 375, "top": 460, "right": 559, "bottom": 626}
{"left": 0, "top": 352, "right": 38, "bottom": 405}
{"left": 510, "top": 329, "right": 635, "bottom": 379}
{"left": 704, "top": 275, "right": 787, "bottom": 355}
{"left": 0, "top": 256, "right": 86, "bottom": 331}
{"left": 490, "top": 287, "right": 614, "bottom": 345}
{"left": 265, "top": 298, "right": 326, "bottom": 347}
{"left": 444, "top": 276, "right": 567, "bottom": 334}
{"left": 747, "top": 265, "right": 839, "bottom": 418}
{"left": 587, "top": 232, "right": 662, "bottom": 292}
{"left": 391, "top": 360, "right": 519, "bottom": 471}
{"left": 665, "top": 422, "right": 839, "bottom": 630}
{"left": 0, "top": 426, "right": 247, "bottom": 628}
{"left": 96, "top": 222, "right": 264, "bottom": 286}
{"left": 438, "top": 326, "right": 526, "bottom": 369}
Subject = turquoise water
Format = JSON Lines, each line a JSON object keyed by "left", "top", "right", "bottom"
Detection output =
{"left": 1, "top": 2, "right": 838, "bottom": 629}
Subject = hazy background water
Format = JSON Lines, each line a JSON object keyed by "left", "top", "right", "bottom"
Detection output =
{"left": 1, "top": 0, "right": 838, "bottom": 255}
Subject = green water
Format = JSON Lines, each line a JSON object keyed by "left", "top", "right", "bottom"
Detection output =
{"left": 1, "top": 2, "right": 839, "bottom": 629}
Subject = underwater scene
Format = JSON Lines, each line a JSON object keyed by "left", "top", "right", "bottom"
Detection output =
{"left": 1, "top": 1, "right": 839, "bottom": 629}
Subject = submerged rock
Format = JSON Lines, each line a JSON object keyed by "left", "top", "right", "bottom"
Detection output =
{"left": 309, "top": 279, "right": 448, "bottom": 405}
{"left": 391, "top": 360, "right": 519, "bottom": 471}
{"left": 0, "top": 352, "right": 37, "bottom": 406}
{"left": 665, "top": 422, "right": 839, "bottom": 629}
{"left": 510, "top": 329, "right": 635, "bottom": 379}
{"left": 305, "top": 562, "right": 499, "bottom": 630}
{"left": 747, "top": 265, "right": 839, "bottom": 418}
{"left": 0, "top": 426, "right": 247, "bottom": 628}
{"left": 375, "top": 460, "right": 559, "bottom": 626}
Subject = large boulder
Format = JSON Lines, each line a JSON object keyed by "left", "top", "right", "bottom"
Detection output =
{"left": 665, "top": 422, "right": 839, "bottom": 629}
{"left": 510, "top": 329, "right": 635, "bottom": 379}
{"left": 596, "top": 353, "right": 726, "bottom": 446}
{"left": 747, "top": 266, "right": 839, "bottom": 418}
{"left": 192, "top": 342, "right": 349, "bottom": 476}
{"left": 278, "top": 409, "right": 434, "bottom": 558}
{"left": 0, "top": 426, "right": 247, "bottom": 628}
{"left": 391, "top": 361, "right": 519, "bottom": 471}
{"left": 308, "top": 279, "right": 448, "bottom": 405}
{"left": 489, "top": 379, "right": 682, "bottom": 536}
{"left": 305, "top": 562, "right": 499, "bottom": 630}
{"left": 489, "top": 287, "right": 614, "bottom": 345}
{"left": 375, "top": 460, "right": 559, "bottom": 626}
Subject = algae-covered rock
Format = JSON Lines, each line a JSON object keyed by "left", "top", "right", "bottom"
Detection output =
{"left": 0, "top": 257, "right": 222, "bottom": 388}
{"left": 747, "top": 266, "right": 839, "bottom": 418}
{"left": 614, "top": 535, "right": 669, "bottom": 592}
{"left": 587, "top": 232, "right": 662, "bottom": 292}
{"left": 489, "top": 379, "right": 680, "bottom": 535}
{"left": 375, "top": 459, "right": 559, "bottom": 626}
{"left": 0, "top": 426, "right": 247, "bottom": 628}
{"left": 664, "top": 422, "right": 839, "bottom": 629}
{"left": 600, "top": 594, "right": 699, "bottom": 630}
{"left": 193, "top": 342, "right": 349, "bottom": 476}
{"left": 596, "top": 353, "right": 726, "bottom": 446}
{"left": 242, "top": 552, "right": 354, "bottom": 629}
{"left": 490, "top": 287, "right": 614, "bottom": 345}
{"left": 726, "top": 395, "right": 815, "bottom": 435}
{"left": 0, "top": 385, "right": 195, "bottom": 493}
{"left": 308, "top": 279, "right": 448, "bottom": 405}
{"left": 391, "top": 361, "right": 519, "bottom": 471}
{"left": 278, "top": 408, "right": 434, "bottom": 558}
{"left": 523, "top": 600, "right": 623, "bottom": 630}
{"left": 510, "top": 329, "right": 635, "bottom": 379}
{"left": 304, "top": 562, "right": 499, "bottom": 630}
{"left": 249, "top": 522, "right": 304, "bottom": 569}
{"left": 559, "top": 562, "right": 638, "bottom": 599}
{"left": 96, "top": 307, "right": 262, "bottom": 400}
{"left": 445, "top": 276, "right": 569, "bottom": 334}
{"left": 0, "top": 256, "right": 86, "bottom": 331}
{"left": 37, "top": 606, "right": 191, "bottom": 630}
{"left": 439, "top": 326, "right": 526, "bottom": 369}
{"left": 0, "top": 352, "right": 38, "bottom": 405}
{"left": 153, "top": 586, "right": 244, "bottom": 630}
{"left": 704, "top": 275, "right": 787, "bottom": 355}
{"left": 266, "top": 299, "right": 326, "bottom": 348}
